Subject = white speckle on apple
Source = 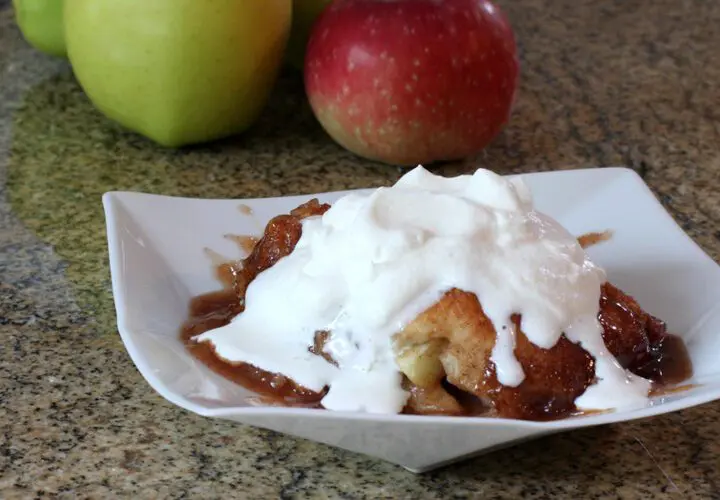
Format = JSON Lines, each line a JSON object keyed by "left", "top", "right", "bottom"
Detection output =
{"left": 411, "top": 73, "right": 419, "bottom": 81}
{"left": 415, "top": 98, "right": 423, "bottom": 107}
{"left": 380, "top": 51, "right": 388, "bottom": 60}
{"left": 405, "top": 84, "right": 413, "bottom": 93}
{"left": 413, "top": 59, "right": 420, "bottom": 67}
{"left": 373, "top": 78, "right": 381, "bottom": 88}
{"left": 424, "top": 47, "right": 430, "bottom": 54}
{"left": 391, "top": 104, "right": 398, "bottom": 112}
{"left": 342, "top": 84, "right": 350, "bottom": 95}
{"left": 348, "top": 62, "right": 355, "bottom": 72}
{"left": 380, "top": 89, "right": 389, "bottom": 98}
{"left": 371, "top": 29, "right": 377, "bottom": 36}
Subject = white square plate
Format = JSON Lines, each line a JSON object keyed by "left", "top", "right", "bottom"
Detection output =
{"left": 103, "top": 167, "right": 720, "bottom": 473}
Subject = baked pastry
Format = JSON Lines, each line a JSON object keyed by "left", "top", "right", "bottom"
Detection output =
{"left": 183, "top": 167, "right": 692, "bottom": 419}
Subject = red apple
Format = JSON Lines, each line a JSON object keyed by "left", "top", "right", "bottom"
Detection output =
{"left": 304, "top": 0, "right": 519, "bottom": 165}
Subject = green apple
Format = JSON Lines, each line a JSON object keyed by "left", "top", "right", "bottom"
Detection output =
{"left": 64, "top": 0, "right": 292, "bottom": 147}
{"left": 13, "top": 0, "right": 67, "bottom": 57}
{"left": 286, "top": 0, "right": 332, "bottom": 70}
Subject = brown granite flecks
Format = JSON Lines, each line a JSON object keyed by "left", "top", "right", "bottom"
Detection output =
{"left": 1, "top": 0, "right": 719, "bottom": 497}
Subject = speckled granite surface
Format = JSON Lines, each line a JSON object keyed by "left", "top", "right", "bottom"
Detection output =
{"left": 1, "top": 0, "right": 719, "bottom": 497}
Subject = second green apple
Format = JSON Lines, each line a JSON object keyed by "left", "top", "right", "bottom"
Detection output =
{"left": 64, "top": 0, "right": 292, "bottom": 147}
{"left": 286, "top": 0, "right": 333, "bottom": 70}
{"left": 13, "top": 0, "right": 67, "bottom": 57}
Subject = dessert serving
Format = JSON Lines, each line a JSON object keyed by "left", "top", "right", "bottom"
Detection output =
{"left": 181, "top": 167, "right": 692, "bottom": 420}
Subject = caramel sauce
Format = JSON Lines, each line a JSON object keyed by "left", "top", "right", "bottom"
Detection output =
{"left": 203, "top": 247, "right": 232, "bottom": 268}
{"left": 225, "top": 234, "right": 259, "bottom": 255}
{"left": 182, "top": 199, "right": 331, "bottom": 407}
{"left": 578, "top": 231, "right": 613, "bottom": 249}
{"left": 570, "top": 408, "right": 612, "bottom": 418}
{"left": 180, "top": 201, "right": 694, "bottom": 419}
{"left": 238, "top": 204, "right": 254, "bottom": 216}
{"left": 181, "top": 279, "right": 694, "bottom": 418}
{"left": 634, "top": 333, "right": 693, "bottom": 386}
{"left": 650, "top": 382, "right": 697, "bottom": 397}
{"left": 181, "top": 288, "right": 325, "bottom": 407}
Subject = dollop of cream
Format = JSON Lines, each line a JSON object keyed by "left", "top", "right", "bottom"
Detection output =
{"left": 195, "top": 166, "right": 651, "bottom": 414}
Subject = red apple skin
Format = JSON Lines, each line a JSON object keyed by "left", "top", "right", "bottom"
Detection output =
{"left": 304, "top": 0, "right": 519, "bottom": 165}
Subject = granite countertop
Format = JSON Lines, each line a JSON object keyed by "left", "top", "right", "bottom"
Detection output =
{"left": 2, "top": 0, "right": 719, "bottom": 497}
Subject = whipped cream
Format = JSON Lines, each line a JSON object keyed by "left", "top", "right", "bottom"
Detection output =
{"left": 195, "top": 166, "right": 651, "bottom": 414}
